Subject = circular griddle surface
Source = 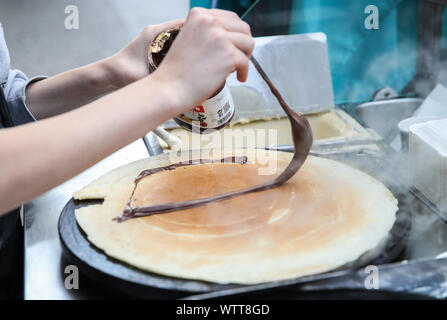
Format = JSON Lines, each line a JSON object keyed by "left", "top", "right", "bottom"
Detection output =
{"left": 59, "top": 182, "right": 411, "bottom": 298}
{"left": 59, "top": 198, "right": 239, "bottom": 298}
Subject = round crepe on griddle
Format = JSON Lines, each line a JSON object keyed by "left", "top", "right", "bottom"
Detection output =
{"left": 74, "top": 149, "right": 397, "bottom": 284}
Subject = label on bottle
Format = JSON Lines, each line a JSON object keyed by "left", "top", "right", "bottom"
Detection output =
{"left": 175, "top": 83, "right": 235, "bottom": 130}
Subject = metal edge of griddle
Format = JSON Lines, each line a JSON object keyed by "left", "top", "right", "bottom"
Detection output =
{"left": 270, "top": 140, "right": 389, "bottom": 159}
{"left": 58, "top": 200, "right": 241, "bottom": 299}
{"left": 311, "top": 138, "right": 382, "bottom": 148}
{"left": 184, "top": 256, "right": 447, "bottom": 300}
{"left": 58, "top": 194, "right": 410, "bottom": 300}
{"left": 182, "top": 152, "right": 417, "bottom": 300}
{"left": 272, "top": 145, "right": 386, "bottom": 157}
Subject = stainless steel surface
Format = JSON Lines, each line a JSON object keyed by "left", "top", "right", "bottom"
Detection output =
{"left": 270, "top": 139, "right": 384, "bottom": 156}
{"left": 24, "top": 139, "right": 149, "bottom": 300}
{"left": 354, "top": 98, "right": 423, "bottom": 142}
{"left": 407, "top": 197, "right": 447, "bottom": 259}
{"left": 143, "top": 132, "right": 163, "bottom": 156}
{"left": 400, "top": 130, "right": 410, "bottom": 153}
{"left": 372, "top": 86, "right": 399, "bottom": 101}
{"left": 185, "top": 256, "right": 447, "bottom": 299}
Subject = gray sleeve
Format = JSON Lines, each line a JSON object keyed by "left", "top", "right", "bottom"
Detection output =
{"left": 3, "top": 68, "right": 46, "bottom": 126}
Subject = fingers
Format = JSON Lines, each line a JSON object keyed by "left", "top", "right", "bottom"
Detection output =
{"left": 207, "top": 8, "right": 240, "bottom": 19}
{"left": 141, "top": 19, "right": 185, "bottom": 44}
{"left": 189, "top": 7, "right": 251, "bottom": 36}
{"left": 207, "top": 9, "right": 251, "bottom": 36}
{"left": 155, "top": 18, "right": 185, "bottom": 34}
{"left": 216, "top": 16, "right": 251, "bottom": 36}
{"left": 191, "top": 7, "right": 240, "bottom": 20}
{"left": 160, "top": 18, "right": 185, "bottom": 29}
{"left": 231, "top": 49, "right": 250, "bottom": 82}
{"left": 186, "top": 7, "right": 253, "bottom": 82}
{"left": 227, "top": 32, "right": 254, "bottom": 57}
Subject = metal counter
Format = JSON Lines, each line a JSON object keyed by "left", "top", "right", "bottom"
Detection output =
{"left": 24, "top": 139, "right": 149, "bottom": 300}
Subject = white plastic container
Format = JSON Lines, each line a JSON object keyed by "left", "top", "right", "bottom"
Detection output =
{"left": 409, "top": 118, "right": 447, "bottom": 214}
{"left": 398, "top": 116, "right": 441, "bottom": 152}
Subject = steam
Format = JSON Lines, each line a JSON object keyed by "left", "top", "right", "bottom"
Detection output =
{"left": 355, "top": 45, "right": 447, "bottom": 261}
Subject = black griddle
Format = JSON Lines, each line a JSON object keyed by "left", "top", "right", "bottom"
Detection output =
{"left": 58, "top": 152, "right": 412, "bottom": 299}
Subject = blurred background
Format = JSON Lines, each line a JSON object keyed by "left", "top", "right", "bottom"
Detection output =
{"left": 0, "top": 0, "right": 189, "bottom": 76}
{"left": 1, "top": 0, "right": 447, "bottom": 104}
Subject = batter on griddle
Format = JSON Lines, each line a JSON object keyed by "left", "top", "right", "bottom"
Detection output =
{"left": 74, "top": 149, "right": 397, "bottom": 284}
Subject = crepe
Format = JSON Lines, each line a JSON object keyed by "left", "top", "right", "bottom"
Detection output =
{"left": 160, "top": 110, "right": 372, "bottom": 150}
{"left": 74, "top": 149, "right": 397, "bottom": 284}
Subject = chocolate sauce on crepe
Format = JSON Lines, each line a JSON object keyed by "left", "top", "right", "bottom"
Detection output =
{"left": 114, "top": 56, "right": 313, "bottom": 222}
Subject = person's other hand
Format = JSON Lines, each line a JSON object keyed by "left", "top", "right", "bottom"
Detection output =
{"left": 152, "top": 8, "right": 254, "bottom": 113}
{"left": 106, "top": 19, "right": 184, "bottom": 89}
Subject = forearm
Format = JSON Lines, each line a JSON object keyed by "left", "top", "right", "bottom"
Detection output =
{"left": 0, "top": 8, "right": 254, "bottom": 215}
{"left": 24, "top": 58, "right": 120, "bottom": 119}
{"left": 0, "top": 73, "right": 177, "bottom": 214}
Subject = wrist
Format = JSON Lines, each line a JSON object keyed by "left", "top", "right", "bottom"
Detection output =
{"left": 83, "top": 58, "right": 122, "bottom": 95}
{"left": 147, "top": 70, "right": 186, "bottom": 116}
{"left": 94, "top": 57, "right": 123, "bottom": 91}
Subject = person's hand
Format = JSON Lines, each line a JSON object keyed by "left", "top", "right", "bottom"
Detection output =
{"left": 106, "top": 19, "right": 185, "bottom": 89}
{"left": 152, "top": 8, "right": 254, "bottom": 113}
